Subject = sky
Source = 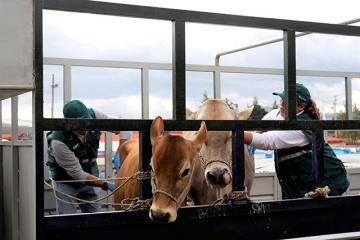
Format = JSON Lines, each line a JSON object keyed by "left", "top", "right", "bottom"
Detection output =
{"left": 2, "top": 0, "right": 360, "bottom": 123}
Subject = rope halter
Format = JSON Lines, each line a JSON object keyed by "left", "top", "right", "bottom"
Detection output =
{"left": 153, "top": 189, "right": 179, "bottom": 208}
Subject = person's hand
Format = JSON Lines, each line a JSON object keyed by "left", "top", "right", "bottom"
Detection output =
{"left": 100, "top": 180, "right": 115, "bottom": 191}
{"left": 247, "top": 145, "right": 256, "bottom": 155}
{"left": 113, "top": 154, "right": 120, "bottom": 174}
{"left": 107, "top": 180, "right": 115, "bottom": 191}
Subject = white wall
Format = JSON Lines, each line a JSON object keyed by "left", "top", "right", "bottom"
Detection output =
{"left": 0, "top": 0, "right": 34, "bottom": 100}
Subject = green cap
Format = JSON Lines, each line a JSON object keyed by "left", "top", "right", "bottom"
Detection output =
{"left": 63, "top": 100, "right": 91, "bottom": 118}
{"left": 273, "top": 83, "right": 311, "bottom": 103}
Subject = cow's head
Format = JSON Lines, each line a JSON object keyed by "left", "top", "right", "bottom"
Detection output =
{"left": 149, "top": 116, "right": 207, "bottom": 223}
{"left": 187, "top": 99, "right": 253, "bottom": 189}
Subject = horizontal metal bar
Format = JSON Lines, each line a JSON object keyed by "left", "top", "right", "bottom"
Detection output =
{"left": 44, "top": 0, "right": 360, "bottom": 36}
{"left": 44, "top": 57, "right": 360, "bottom": 78}
{"left": 45, "top": 195, "right": 360, "bottom": 239}
{"left": 38, "top": 118, "right": 360, "bottom": 131}
{"left": 215, "top": 18, "right": 360, "bottom": 66}
{"left": 43, "top": 57, "right": 172, "bottom": 70}
{"left": 0, "top": 85, "right": 34, "bottom": 90}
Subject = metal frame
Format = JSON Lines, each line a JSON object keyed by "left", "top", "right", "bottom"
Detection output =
{"left": 35, "top": 0, "right": 360, "bottom": 239}
{"left": 43, "top": 57, "right": 360, "bottom": 121}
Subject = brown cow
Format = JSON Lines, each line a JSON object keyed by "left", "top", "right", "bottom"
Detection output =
{"left": 186, "top": 99, "right": 255, "bottom": 202}
{"left": 113, "top": 116, "right": 207, "bottom": 223}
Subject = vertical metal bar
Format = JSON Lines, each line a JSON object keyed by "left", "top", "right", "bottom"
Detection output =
{"left": 63, "top": 64, "right": 72, "bottom": 104}
{"left": 0, "top": 100, "right": 2, "bottom": 141}
{"left": 213, "top": 69, "right": 221, "bottom": 99}
{"left": 104, "top": 132, "right": 113, "bottom": 210}
{"left": 9, "top": 145, "right": 19, "bottom": 240}
{"left": 10, "top": 96, "right": 19, "bottom": 239}
{"left": 172, "top": 20, "right": 186, "bottom": 120}
{"left": 34, "top": 0, "right": 45, "bottom": 239}
{"left": 0, "top": 99, "right": 3, "bottom": 239}
{"left": 345, "top": 77, "right": 353, "bottom": 120}
{"left": 283, "top": 30, "right": 297, "bottom": 120}
{"left": 11, "top": 96, "right": 19, "bottom": 143}
{"left": 141, "top": 67, "right": 150, "bottom": 119}
{"left": 312, "top": 129, "right": 325, "bottom": 187}
{"left": 232, "top": 130, "right": 245, "bottom": 191}
{"left": 0, "top": 146, "right": 3, "bottom": 240}
{"left": 139, "top": 130, "right": 152, "bottom": 199}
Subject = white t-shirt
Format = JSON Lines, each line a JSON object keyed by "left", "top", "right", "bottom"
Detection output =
{"left": 250, "top": 109, "right": 309, "bottom": 150}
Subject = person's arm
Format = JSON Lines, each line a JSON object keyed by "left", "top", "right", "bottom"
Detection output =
{"left": 51, "top": 140, "right": 105, "bottom": 188}
{"left": 261, "top": 109, "right": 280, "bottom": 120}
{"left": 92, "top": 108, "right": 132, "bottom": 140}
{"left": 244, "top": 130, "right": 309, "bottom": 150}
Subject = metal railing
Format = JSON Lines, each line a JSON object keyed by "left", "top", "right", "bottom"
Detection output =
{"left": 44, "top": 57, "right": 360, "bottom": 120}
{"left": 35, "top": 0, "right": 360, "bottom": 239}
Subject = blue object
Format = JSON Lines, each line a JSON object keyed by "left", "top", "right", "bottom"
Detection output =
{"left": 343, "top": 148, "right": 351, "bottom": 154}
{"left": 107, "top": 180, "right": 115, "bottom": 191}
{"left": 247, "top": 145, "right": 256, "bottom": 155}
{"left": 265, "top": 153, "right": 273, "bottom": 158}
{"left": 113, "top": 153, "right": 120, "bottom": 174}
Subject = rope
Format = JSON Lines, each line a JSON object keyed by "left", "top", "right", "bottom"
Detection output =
{"left": 120, "top": 198, "right": 152, "bottom": 211}
{"left": 198, "top": 151, "right": 230, "bottom": 170}
{"left": 44, "top": 171, "right": 151, "bottom": 207}
{"left": 212, "top": 189, "right": 248, "bottom": 205}
{"left": 198, "top": 152, "right": 207, "bottom": 169}
{"left": 305, "top": 186, "right": 331, "bottom": 199}
{"left": 154, "top": 189, "right": 179, "bottom": 208}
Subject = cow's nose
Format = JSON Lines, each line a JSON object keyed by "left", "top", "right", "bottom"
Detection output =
{"left": 150, "top": 209, "right": 171, "bottom": 223}
{"left": 206, "top": 168, "right": 231, "bottom": 186}
{"left": 206, "top": 171, "right": 218, "bottom": 183}
{"left": 207, "top": 169, "right": 225, "bottom": 183}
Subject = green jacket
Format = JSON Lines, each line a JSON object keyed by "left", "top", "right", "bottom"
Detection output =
{"left": 47, "top": 109, "right": 101, "bottom": 187}
{"left": 274, "top": 111, "right": 349, "bottom": 199}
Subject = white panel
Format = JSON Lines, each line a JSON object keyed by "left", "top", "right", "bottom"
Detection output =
{"left": 250, "top": 173, "right": 277, "bottom": 201}
{"left": 347, "top": 168, "right": 360, "bottom": 195}
{"left": 19, "top": 146, "right": 35, "bottom": 240}
{"left": 0, "top": 0, "right": 34, "bottom": 100}
{"left": 2, "top": 146, "right": 18, "bottom": 240}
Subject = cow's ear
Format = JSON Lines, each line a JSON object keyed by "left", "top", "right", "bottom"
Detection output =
{"left": 150, "top": 116, "right": 165, "bottom": 146}
{"left": 191, "top": 121, "right": 207, "bottom": 152}
{"left": 237, "top": 106, "right": 254, "bottom": 120}
{"left": 186, "top": 108, "right": 196, "bottom": 120}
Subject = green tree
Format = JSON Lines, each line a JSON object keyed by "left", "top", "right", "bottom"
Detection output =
{"left": 201, "top": 91, "right": 238, "bottom": 111}
{"left": 336, "top": 103, "right": 360, "bottom": 143}
{"left": 272, "top": 99, "right": 279, "bottom": 109}
{"left": 202, "top": 90, "right": 209, "bottom": 103}
{"left": 224, "top": 98, "right": 238, "bottom": 111}
{"left": 249, "top": 96, "right": 268, "bottom": 120}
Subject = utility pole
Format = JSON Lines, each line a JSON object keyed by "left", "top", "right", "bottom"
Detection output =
{"left": 332, "top": 96, "right": 337, "bottom": 120}
{"left": 50, "top": 74, "right": 58, "bottom": 118}
{"left": 332, "top": 96, "right": 338, "bottom": 137}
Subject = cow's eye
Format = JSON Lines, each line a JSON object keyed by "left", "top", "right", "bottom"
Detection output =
{"left": 180, "top": 168, "right": 190, "bottom": 178}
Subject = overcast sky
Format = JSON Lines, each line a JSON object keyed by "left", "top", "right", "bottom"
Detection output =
{"left": 2, "top": 0, "right": 360, "bottom": 122}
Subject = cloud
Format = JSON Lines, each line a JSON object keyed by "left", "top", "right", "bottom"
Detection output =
{"left": 39, "top": 3, "right": 360, "bottom": 122}
{"left": 67, "top": 95, "right": 173, "bottom": 119}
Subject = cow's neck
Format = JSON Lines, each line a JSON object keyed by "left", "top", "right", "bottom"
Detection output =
{"left": 190, "top": 156, "right": 217, "bottom": 205}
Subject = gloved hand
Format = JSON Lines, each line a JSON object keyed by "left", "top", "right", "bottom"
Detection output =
{"left": 113, "top": 153, "right": 120, "bottom": 174}
{"left": 107, "top": 180, "right": 115, "bottom": 191}
{"left": 100, "top": 180, "right": 115, "bottom": 192}
{"left": 247, "top": 145, "right": 256, "bottom": 155}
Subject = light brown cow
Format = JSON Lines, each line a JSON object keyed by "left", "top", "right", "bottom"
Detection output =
{"left": 186, "top": 99, "right": 255, "bottom": 201}
{"left": 114, "top": 116, "right": 207, "bottom": 223}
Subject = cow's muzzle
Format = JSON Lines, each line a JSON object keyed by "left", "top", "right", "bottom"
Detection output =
{"left": 205, "top": 165, "right": 232, "bottom": 187}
